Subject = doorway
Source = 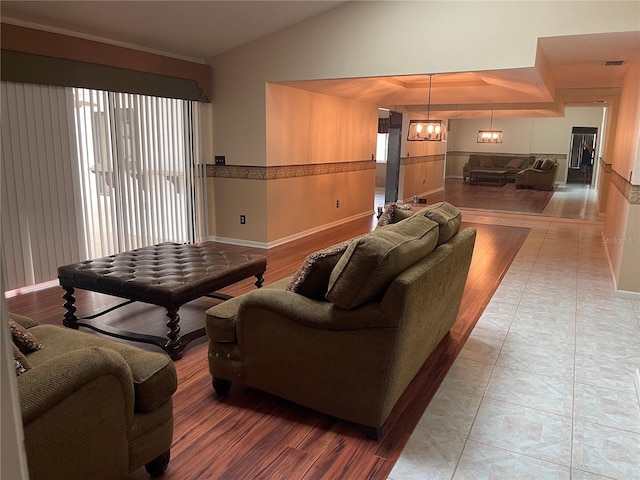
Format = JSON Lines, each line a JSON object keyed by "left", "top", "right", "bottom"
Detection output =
{"left": 374, "top": 109, "right": 402, "bottom": 211}
{"left": 567, "top": 127, "right": 597, "bottom": 184}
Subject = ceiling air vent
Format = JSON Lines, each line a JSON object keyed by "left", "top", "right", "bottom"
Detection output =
{"left": 602, "top": 60, "right": 625, "bottom": 66}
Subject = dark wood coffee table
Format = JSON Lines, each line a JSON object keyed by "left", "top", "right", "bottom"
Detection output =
{"left": 469, "top": 168, "right": 508, "bottom": 186}
{"left": 58, "top": 242, "right": 267, "bottom": 359}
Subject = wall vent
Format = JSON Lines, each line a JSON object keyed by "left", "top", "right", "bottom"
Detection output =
{"left": 602, "top": 60, "right": 625, "bottom": 66}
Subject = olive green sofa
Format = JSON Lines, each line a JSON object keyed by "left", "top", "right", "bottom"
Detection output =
{"left": 9, "top": 313, "right": 177, "bottom": 480}
{"left": 462, "top": 154, "right": 535, "bottom": 182}
{"left": 515, "top": 158, "right": 559, "bottom": 191}
{"left": 205, "top": 202, "right": 476, "bottom": 439}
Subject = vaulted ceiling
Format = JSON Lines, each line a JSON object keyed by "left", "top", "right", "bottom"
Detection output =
{"left": 2, "top": 1, "right": 639, "bottom": 120}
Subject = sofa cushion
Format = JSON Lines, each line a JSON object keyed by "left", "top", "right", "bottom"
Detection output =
{"left": 376, "top": 202, "right": 413, "bottom": 228}
{"left": 540, "top": 158, "right": 555, "bottom": 170}
{"left": 9, "top": 319, "right": 42, "bottom": 354}
{"left": 287, "top": 240, "right": 351, "bottom": 299}
{"left": 326, "top": 214, "right": 439, "bottom": 309}
{"left": 478, "top": 156, "right": 494, "bottom": 167}
{"left": 418, "top": 202, "right": 462, "bottom": 245}
{"left": 505, "top": 158, "right": 523, "bottom": 169}
{"left": 532, "top": 159, "right": 543, "bottom": 169}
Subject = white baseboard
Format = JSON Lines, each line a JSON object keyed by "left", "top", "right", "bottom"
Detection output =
{"left": 207, "top": 211, "right": 374, "bottom": 250}
{"left": 266, "top": 211, "right": 373, "bottom": 248}
{"left": 602, "top": 240, "right": 640, "bottom": 301}
{"left": 206, "top": 236, "right": 268, "bottom": 249}
{"left": 401, "top": 186, "right": 444, "bottom": 205}
{"left": 613, "top": 289, "right": 640, "bottom": 301}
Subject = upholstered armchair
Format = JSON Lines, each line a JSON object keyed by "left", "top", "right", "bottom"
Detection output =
{"left": 9, "top": 313, "right": 177, "bottom": 480}
{"left": 515, "top": 158, "right": 558, "bottom": 190}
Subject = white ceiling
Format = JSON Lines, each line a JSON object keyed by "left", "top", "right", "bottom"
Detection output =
{"left": 2, "top": 1, "right": 639, "bottom": 120}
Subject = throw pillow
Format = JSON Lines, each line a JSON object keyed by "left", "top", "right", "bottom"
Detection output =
{"left": 9, "top": 319, "right": 42, "bottom": 354}
{"left": 418, "top": 201, "right": 462, "bottom": 245}
{"left": 326, "top": 214, "right": 439, "bottom": 309}
{"left": 478, "top": 156, "right": 493, "bottom": 167}
{"left": 532, "top": 159, "right": 543, "bottom": 169}
{"left": 287, "top": 240, "right": 351, "bottom": 299}
{"left": 540, "top": 158, "right": 555, "bottom": 170}
{"left": 12, "top": 344, "right": 31, "bottom": 376}
{"left": 504, "top": 158, "right": 523, "bottom": 169}
{"left": 376, "top": 202, "right": 413, "bottom": 228}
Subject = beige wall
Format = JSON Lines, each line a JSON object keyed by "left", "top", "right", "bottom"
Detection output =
{"left": 207, "top": 1, "right": 639, "bottom": 247}
{"left": 399, "top": 156, "right": 445, "bottom": 203}
{"left": 266, "top": 84, "right": 377, "bottom": 166}
{"left": 266, "top": 168, "right": 375, "bottom": 245}
{"left": 603, "top": 56, "right": 640, "bottom": 294}
{"left": 209, "top": 84, "right": 377, "bottom": 245}
{"left": 212, "top": 177, "right": 268, "bottom": 245}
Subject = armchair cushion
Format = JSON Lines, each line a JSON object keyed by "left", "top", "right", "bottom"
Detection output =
{"left": 418, "top": 202, "right": 462, "bottom": 245}
{"left": 18, "top": 346, "right": 136, "bottom": 427}
{"left": 504, "top": 158, "right": 523, "bottom": 169}
{"left": 25, "top": 325, "right": 176, "bottom": 413}
{"left": 540, "top": 158, "right": 555, "bottom": 170}
{"left": 478, "top": 156, "right": 493, "bottom": 167}
{"left": 327, "top": 214, "right": 439, "bottom": 309}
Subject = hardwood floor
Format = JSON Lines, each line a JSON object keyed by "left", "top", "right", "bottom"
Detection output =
{"left": 6, "top": 214, "right": 529, "bottom": 480}
{"left": 430, "top": 179, "right": 553, "bottom": 214}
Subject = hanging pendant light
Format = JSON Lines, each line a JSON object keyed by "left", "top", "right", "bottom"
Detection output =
{"left": 477, "top": 110, "right": 503, "bottom": 143}
{"left": 407, "top": 74, "right": 446, "bottom": 142}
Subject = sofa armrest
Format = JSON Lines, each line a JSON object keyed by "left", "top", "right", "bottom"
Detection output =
{"left": 18, "top": 346, "right": 135, "bottom": 427}
{"left": 236, "top": 288, "right": 397, "bottom": 332}
{"left": 8, "top": 312, "right": 39, "bottom": 329}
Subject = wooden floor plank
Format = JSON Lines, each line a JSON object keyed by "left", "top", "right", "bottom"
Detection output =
{"left": 7, "top": 214, "right": 529, "bottom": 480}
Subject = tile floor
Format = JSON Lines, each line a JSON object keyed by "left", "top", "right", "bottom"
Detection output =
{"left": 388, "top": 208, "right": 640, "bottom": 479}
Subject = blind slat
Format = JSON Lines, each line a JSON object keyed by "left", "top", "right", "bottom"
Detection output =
{"left": 2, "top": 82, "right": 199, "bottom": 290}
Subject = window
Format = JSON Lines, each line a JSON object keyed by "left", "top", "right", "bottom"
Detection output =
{"left": 1, "top": 82, "right": 203, "bottom": 290}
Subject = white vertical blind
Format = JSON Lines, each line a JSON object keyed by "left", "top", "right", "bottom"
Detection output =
{"left": 2, "top": 83, "right": 203, "bottom": 291}
{"left": 1, "top": 82, "right": 84, "bottom": 290}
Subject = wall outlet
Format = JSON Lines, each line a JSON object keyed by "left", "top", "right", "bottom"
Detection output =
{"left": 214, "top": 155, "right": 226, "bottom": 165}
{"left": 240, "top": 215, "right": 246, "bottom": 224}
{"left": 336, "top": 199, "right": 341, "bottom": 208}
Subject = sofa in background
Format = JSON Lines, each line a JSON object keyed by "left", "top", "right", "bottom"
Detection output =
{"left": 462, "top": 154, "right": 535, "bottom": 182}
{"left": 515, "top": 158, "right": 559, "bottom": 191}
{"left": 205, "top": 202, "right": 476, "bottom": 439}
{"left": 9, "top": 313, "right": 177, "bottom": 480}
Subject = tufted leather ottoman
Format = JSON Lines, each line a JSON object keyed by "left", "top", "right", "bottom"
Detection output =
{"left": 58, "top": 242, "right": 266, "bottom": 359}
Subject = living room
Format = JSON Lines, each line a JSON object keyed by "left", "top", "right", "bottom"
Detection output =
{"left": 2, "top": 1, "right": 639, "bottom": 479}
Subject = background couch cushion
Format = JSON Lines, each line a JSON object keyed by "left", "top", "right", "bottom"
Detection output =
{"left": 418, "top": 202, "right": 462, "bottom": 245}
{"left": 26, "top": 324, "right": 176, "bottom": 413}
{"left": 478, "top": 156, "right": 494, "bottom": 167}
{"left": 326, "top": 214, "right": 439, "bottom": 309}
{"left": 540, "top": 158, "right": 555, "bottom": 170}
{"left": 504, "top": 158, "right": 523, "bottom": 169}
